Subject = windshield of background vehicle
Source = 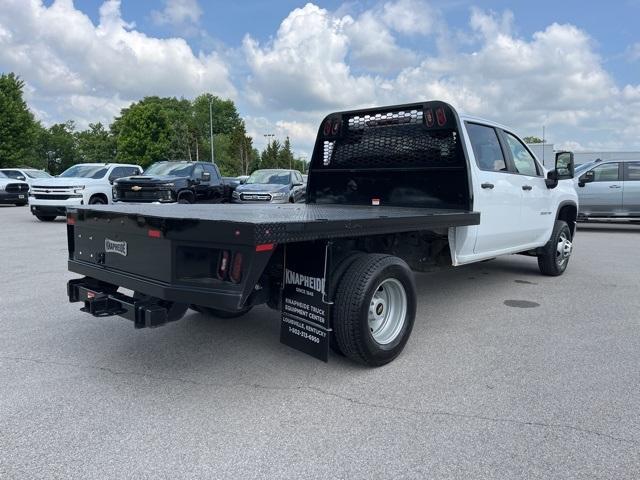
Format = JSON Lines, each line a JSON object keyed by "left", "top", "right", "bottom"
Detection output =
{"left": 144, "top": 162, "right": 194, "bottom": 177}
{"left": 26, "top": 170, "right": 52, "bottom": 178}
{"left": 246, "top": 170, "right": 291, "bottom": 185}
{"left": 58, "top": 165, "right": 108, "bottom": 179}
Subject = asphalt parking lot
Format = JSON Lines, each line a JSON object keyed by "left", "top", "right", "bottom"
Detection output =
{"left": 1, "top": 205, "right": 639, "bottom": 479}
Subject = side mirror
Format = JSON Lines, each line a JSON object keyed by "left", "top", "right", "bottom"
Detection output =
{"left": 555, "top": 151, "right": 574, "bottom": 180}
{"left": 546, "top": 151, "right": 574, "bottom": 189}
{"left": 201, "top": 172, "right": 211, "bottom": 181}
{"left": 578, "top": 170, "right": 594, "bottom": 187}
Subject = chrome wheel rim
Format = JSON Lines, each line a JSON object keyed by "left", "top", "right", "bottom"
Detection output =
{"left": 556, "top": 231, "right": 572, "bottom": 268}
{"left": 368, "top": 278, "right": 407, "bottom": 345}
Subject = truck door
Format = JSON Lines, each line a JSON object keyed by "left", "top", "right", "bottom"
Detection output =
{"left": 622, "top": 161, "right": 640, "bottom": 216}
{"left": 192, "top": 164, "right": 208, "bottom": 200}
{"left": 203, "top": 164, "right": 223, "bottom": 202}
{"left": 577, "top": 163, "right": 622, "bottom": 216}
{"left": 501, "top": 131, "right": 553, "bottom": 246}
{"left": 465, "top": 122, "right": 523, "bottom": 253}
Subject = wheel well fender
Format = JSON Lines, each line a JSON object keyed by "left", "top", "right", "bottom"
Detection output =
{"left": 89, "top": 192, "right": 109, "bottom": 204}
{"left": 556, "top": 202, "right": 577, "bottom": 237}
{"left": 177, "top": 190, "right": 195, "bottom": 202}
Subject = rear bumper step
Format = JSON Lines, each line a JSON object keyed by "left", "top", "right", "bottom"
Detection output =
{"left": 68, "top": 278, "right": 173, "bottom": 328}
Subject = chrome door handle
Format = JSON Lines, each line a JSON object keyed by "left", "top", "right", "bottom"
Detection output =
{"left": 522, "top": 185, "right": 533, "bottom": 191}
{"left": 609, "top": 185, "right": 621, "bottom": 189}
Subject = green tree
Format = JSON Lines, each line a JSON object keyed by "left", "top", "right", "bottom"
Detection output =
{"left": 260, "top": 139, "right": 281, "bottom": 169}
{"left": 111, "top": 98, "right": 172, "bottom": 168}
{"left": 39, "top": 121, "right": 77, "bottom": 174}
{"left": 75, "top": 123, "right": 116, "bottom": 163}
{"left": 523, "top": 136, "right": 544, "bottom": 144}
{"left": 0, "top": 73, "right": 40, "bottom": 167}
{"left": 277, "top": 137, "right": 295, "bottom": 169}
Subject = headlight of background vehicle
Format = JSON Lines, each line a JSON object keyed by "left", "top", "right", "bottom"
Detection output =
{"left": 73, "top": 186, "right": 85, "bottom": 194}
{"left": 232, "top": 190, "right": 240, "bottom": 198}
{"left": 271, "top": 192, "right": 287, "bottom": 200}
{"left": 112, "top": 187, "right": 118, "bottom": 198}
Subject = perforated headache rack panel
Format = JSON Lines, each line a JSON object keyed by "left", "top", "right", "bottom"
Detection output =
{"left": 314, "top": 102, "right": 461, "bottom": 170}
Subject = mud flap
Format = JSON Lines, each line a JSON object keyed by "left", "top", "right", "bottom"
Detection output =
{"left": 280, "top": 242, "right": 332, "bottom": 362}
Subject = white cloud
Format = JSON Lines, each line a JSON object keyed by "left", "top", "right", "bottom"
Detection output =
{"left": 627, "top": 42, "right": 640, "bottom": 62}
{"left": 0, "top": 0, "right": 233, "bottom": 128}
{"left": 243, "top": 3, "right": 377, "bottom": 111}
{"left": 242, "top": 3, "right": 640, "bottom": 152}
{"left": 381, "top": 0, "right": 437, "bottom": 35}
{"left": 344, "top": 11, "right": 417, "bottom": 73}
{"left": 151, "top": 0, "right": 203, "bottom": 27}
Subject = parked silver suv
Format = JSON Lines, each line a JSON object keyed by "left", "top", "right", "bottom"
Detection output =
{"left": 575, "top": 159, "right": 640, "bottom": 219}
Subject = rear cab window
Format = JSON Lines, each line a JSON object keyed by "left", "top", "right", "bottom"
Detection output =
{"left": 624, "top": 162, "right": 640, "bottom": 181}
{"left": 465, "top": 123, "right": 507, "bottom": 173}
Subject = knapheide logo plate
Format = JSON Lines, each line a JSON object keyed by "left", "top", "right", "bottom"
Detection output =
{"left": 105, "top": 238, "right": 127, "bottom": 256}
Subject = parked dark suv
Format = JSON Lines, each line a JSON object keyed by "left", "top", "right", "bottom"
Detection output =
{"left": 114, "top": 161, "right": 229, "bottom": 204}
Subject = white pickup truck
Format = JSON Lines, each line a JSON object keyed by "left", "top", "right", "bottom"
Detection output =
{"left": 29, "top": 163, "right": 142, "bottom": 221}
{"left": 66, "top": 101, "right": 578, "bottom": 366}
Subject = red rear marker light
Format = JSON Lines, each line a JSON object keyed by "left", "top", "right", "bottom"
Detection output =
{"left": 255, "top": 243, "right": 275, "bottom": 252}
{"left": 67, "top": 216, "right": 76, "bottom": 225}
{"left": 229, "top": 252, "right": 243, "bottom": 284}
{"left": 148, "top": 228, "right": 162, "bottom": 239}
{"left": 435, "top": 107, "right": 447, "bottom": 126}
{"left": 323, "top": 120, "right": 332, "bottom": 136}
{"left": 332, "top": 119, "right": 340, "bottom": 135}
{"left": 425, "top": 109, "right": 434, "bottom": 127}
{"left": 218, "top": 250, "right": 230, "bottom": 279}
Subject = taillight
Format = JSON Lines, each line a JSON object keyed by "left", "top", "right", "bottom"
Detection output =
{"left": 332, "top": 119, "right": 340, "bottom": 135}
{"left": 148, "top": 228, "right": 162, "bottom": 239}
{"left": 218, "top": 250, "right": 230, "bottom": 279}
{"left": 425, "top": 109, "right": 434, "bottom": 127}
{"left": 67, "top": 215, "right": 76, "bottom": 225}
{"left": 323, "top": 120, "right": 332, "bottom": 136}
{"left": 435, "top": 107, "right": 447, "bottom": 127}
{"left": 229, "top": 252, "right": 243, "bottom": 284}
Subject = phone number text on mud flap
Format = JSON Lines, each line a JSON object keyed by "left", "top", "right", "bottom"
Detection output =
{"left": 282, "top": 316, "right": 327, "bottom": 344}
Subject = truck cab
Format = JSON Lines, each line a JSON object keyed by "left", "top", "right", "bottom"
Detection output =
{"left": 453, "top": 115, "right": 577, "bottom": 264}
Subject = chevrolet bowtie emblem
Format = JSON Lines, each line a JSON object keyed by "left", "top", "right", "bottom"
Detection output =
{"left": 131, "top": 186, "right": 142, "bottom": 191}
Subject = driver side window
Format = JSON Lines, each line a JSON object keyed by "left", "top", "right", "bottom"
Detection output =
{"left": 193, "top": 164, "right": 204, "bottom": 180}
{"left": 504, "top": 132, "right": 540, "bottom": 177}
{"left": 591, "top": 163, "right": 620, "bottom": 182}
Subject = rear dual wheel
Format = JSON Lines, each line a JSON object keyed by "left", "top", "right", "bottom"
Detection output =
{"left": 332, "top": 254, "right": 416, "bottom": 366}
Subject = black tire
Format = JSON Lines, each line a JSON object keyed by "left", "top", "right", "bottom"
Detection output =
{"left": 133, "top": 291, "right": 188, "bottom": 322}
{"left": 36, "top": 215, "right": 56, "bottom": 222}
{"left": 538, "top": 220, "right": 573, "bottom": 276}
{"left": 327, "top": 251, "right": 366, "bottom": 356}
{"left": 178, "top": 197, "right": 192, "bottom": 204}
{"left": 190, "top": 305, "right": 253, "bottom": 318}
{"left": 333, "top": 254, "right": 416, "bottom": 366}
{"left": 89, "top": 196, "right": 107, "bottom": 205}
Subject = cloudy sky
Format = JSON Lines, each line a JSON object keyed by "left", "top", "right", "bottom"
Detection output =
{"left": 1, "top": 0, "right": 639, "bottom": 158}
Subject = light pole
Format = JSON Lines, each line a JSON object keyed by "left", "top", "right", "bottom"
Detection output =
{"left": 209, "top": 98, "right": 215, "bottom": 164}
